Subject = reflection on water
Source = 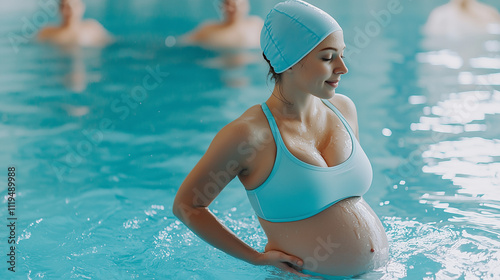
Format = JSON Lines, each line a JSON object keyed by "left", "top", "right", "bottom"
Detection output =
{"left": 459, "top": 72, "right": 500, "bottom": 86}
{"left": 384, "top": 7, "right": 500, "bottom": 278}
{"left": 413, "top": 19, "right": 500, "bottom": 271}
{"left": 198, "top": 50, "right": 263, "bottom": 88}
{"left": 383, "top": 218, "right": 500, "bottom": 279}
{"left": 411, "top": 90, "right": 500, "bottom": 133}
{"left": 41, "top": 42, "right": 107, "bottom": 93}
{"left": 470, "top": 56, "right": 500, "bottom": 69}
{"left": 417, "top": 50, "right": 463, "bottom": 69}
{"left": 421, "top": 137, "right": 500, "bottom": 230}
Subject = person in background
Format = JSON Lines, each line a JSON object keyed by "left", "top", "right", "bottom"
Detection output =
{"left": 423, "top": 0, "right": 500, "bottom": 37}
{"left": 180, "top": 0, "right": 263, "bottom": 49}
{"left": 38, "top": 0, "right": 112, "bottom": 47}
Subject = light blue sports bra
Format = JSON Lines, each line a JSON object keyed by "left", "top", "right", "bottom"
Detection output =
{"left": 245, "top": 99, "right": 373, "bottom": 223}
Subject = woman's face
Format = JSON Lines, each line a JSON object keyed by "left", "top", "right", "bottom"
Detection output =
{"left": 288, "top": 31, "right": 348, "bottom": 99}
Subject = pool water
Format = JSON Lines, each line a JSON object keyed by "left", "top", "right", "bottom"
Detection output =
{"left": 1, "top": 0, "right": 500, "bottom": 279}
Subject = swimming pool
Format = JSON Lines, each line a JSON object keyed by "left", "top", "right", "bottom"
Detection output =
{"left": 1, "top": 0, "right": 499, "bottom": 279}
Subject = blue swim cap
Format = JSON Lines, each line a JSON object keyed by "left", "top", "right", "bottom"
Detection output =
{"left": 261, "top": 0, "right": 342, "bottom": 73}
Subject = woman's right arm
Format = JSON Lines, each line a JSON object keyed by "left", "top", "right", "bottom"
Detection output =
{"left": 172, "top": 119, "right": 308, "bottom": 276}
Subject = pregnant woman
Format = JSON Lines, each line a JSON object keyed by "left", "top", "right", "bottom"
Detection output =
{"left": 173, "top": 0, "right": 389, "bottom": 277}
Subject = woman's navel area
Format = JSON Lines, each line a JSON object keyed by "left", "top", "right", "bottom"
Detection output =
{"left": 260, "top": 197, "right": 389, "bottom": 276}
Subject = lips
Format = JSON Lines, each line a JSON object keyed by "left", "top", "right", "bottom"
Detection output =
{"left": 325, "top": 80, "right": 339, "bottom": 87}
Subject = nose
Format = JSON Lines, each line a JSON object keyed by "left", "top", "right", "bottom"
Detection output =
{"left": 334, "top": 56, "right": 348, "bottom": 75}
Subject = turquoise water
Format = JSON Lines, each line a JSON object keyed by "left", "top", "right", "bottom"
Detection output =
{"left": 1, "top": 0, "right": 500, "bottom": 279}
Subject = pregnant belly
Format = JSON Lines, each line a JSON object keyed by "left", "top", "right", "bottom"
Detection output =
{"left": 260, "top": 197, "right": 389, "bottom": 276}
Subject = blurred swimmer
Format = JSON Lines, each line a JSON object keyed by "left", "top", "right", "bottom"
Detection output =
{"left": 424, "top": 0, "right": 500, "bottom": 37}
{"left": 38, "top": 0, "right": 112, "bottom": 47}
{"left": 173, "top": 0, "right": 388, "bottom": 277}
{"left": 180, "top": 0, "right": 263, "bottom": 49}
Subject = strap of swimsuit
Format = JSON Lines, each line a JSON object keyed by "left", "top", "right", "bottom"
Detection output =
{"left": 321, "top": 99, "right": 356, "bottom": 137}
{"left": 260, "top": 103, "right": 284, "bottom": 147}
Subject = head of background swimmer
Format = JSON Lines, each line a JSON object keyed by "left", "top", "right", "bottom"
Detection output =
{"left": 60, "top": 0, "right": 85, "bottom": 26}
{"left": 220, "top": 0, "right": 250, "bottom": 22}
{"left": 452, "top": 0, "right": 474, "bottom": 9}
{"left": 261, "top": 0, "right": 347, "bottom": 98}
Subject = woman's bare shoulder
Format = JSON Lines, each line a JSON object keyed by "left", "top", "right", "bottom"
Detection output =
{"left": 329, "top": 94, "right": 357, "bottom": 118}
{"left": 328, "top": 94, "right": 359, "bottom": 138}
{"left": 222, "top": 104, "right": 268, "bottom": 139}
{"left": 203, "top": 104, "right": 269, "bottom": 166}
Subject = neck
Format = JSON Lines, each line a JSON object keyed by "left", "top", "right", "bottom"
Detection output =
{"left": 61, "top": 18, "right": 80, "bottom": 28}
{"left": 267, "top": 83, "right": 320, "bottom": 122}
{"left": 223, "top": 12, "right": 246, "bottom": 25}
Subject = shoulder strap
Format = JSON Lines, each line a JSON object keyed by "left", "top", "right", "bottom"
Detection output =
{"left": 260, "top": 102, "right": 284, "bottom": 146}
{"left": 321, "top": 99, "right": 356, "bottom": 136}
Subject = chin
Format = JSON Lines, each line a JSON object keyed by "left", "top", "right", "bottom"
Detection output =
{"left": 321, "top": 89, "right": 335, "bottom": 99}
{"left": 310, "top": 87, "right": 335, "bottom": 99}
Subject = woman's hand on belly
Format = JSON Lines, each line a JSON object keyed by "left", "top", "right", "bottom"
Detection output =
{"left": 254, "top": 249, "right": 311, "bottom": 277}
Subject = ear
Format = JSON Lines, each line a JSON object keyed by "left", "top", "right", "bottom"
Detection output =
{"left": 286, "top": 58, "right": 306, "bottom": 74}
